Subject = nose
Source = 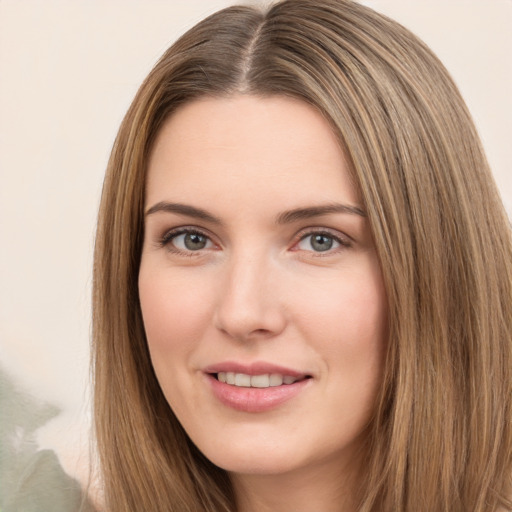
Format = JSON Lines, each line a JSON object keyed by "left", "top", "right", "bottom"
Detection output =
{"left": 213, "top": 252, "right": 287, "bottom": 342}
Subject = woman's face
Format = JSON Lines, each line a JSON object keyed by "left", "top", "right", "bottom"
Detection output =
{"left": 139, "top": 95, "right": 387, "bottom": 479}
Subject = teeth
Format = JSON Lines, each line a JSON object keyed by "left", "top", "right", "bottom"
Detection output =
{"left": 269, "top": 374, "right": 284, "bottom": 386}
{"left": 235, "top": 373, "right": 251, "bottom": 387}
{"left": 251, "top": 374, "right": 270, "bottom": 388}
{"left": 216, "top": 372, "right": 299, "bottom": 388}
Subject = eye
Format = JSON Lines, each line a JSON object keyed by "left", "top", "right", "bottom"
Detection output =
{"left": 294, "top": 230, "right": 350, "bottom": 253}
{"left": 161, "top": 228, "right": 215, "bottom": 253}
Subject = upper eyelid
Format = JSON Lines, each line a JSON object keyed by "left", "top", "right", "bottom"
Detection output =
{"left": 161, "top": 225, "right": 215, "bottom": 241}
{"left": 294, "top": 226, "right": 353, "bottom": 243}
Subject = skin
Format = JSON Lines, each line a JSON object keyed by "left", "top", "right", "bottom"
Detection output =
{"left": 139, "top": 95, "right": 388, "bottom": 511}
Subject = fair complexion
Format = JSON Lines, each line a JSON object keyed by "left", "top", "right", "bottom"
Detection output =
{"left": 139, "top": 95, "right": 387, "bottom": 512}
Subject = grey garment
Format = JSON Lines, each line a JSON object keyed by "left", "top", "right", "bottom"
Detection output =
{"left": 0, "top": 366, "right": 95, "bottom": 512}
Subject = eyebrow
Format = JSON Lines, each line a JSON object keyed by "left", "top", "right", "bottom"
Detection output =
{"left": 275, "top": 203, "right": 366, "bottom": 224}
{"left": 145, "top": 202, "right": 223, "bottom": 224}
{"left": 145, "top": 201, "right": 366, "bottom": 224}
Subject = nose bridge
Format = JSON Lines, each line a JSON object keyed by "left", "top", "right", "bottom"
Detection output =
{"left": 214, "top": 247, "right": 285, "bottom": 340}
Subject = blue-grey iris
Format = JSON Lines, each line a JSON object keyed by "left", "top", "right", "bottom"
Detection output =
{"left": 184, "top": 233, "right": 208, "bottom": 250}
{"left": 311, "top": 234, "right": 333, "bottom": 252}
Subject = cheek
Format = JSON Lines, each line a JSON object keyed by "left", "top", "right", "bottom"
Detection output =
{"left": 292, "top": 261, "right": 387, "bottom": 403}
{"left": 294, "top": 268, "right": 387, "bottom": 348}
{"left": 138, "top": 268, "right": 214, "bottom": 357}
{"left": 138, "top": 268, "right": 215, "bottom": 416}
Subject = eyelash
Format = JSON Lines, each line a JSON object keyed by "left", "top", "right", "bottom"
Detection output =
{"left": 158, "top": 226, "right": 352, "bottom": 256}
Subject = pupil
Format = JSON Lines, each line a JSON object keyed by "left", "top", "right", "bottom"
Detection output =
{"left": 312, "top": 234, "right": 333, "bottom": 252}
{"left": 184, "top": 233, "right": 207, "bottom": 250}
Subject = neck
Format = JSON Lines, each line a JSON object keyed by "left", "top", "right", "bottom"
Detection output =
{"left": 231, "top": 455, "right": 361, "bottom": 512}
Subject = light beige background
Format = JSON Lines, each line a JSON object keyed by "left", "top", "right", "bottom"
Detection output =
{"left": 0, "top": 0, "right": 510, "bottom": 497}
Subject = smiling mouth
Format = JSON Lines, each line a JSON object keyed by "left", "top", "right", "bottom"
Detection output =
{"left": 213, "top": 372, "right": 311, "bottom": 388}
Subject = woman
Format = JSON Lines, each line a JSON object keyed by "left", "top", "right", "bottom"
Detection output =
{"left": 92, "top": 0, "right": 512, "bottom": 510}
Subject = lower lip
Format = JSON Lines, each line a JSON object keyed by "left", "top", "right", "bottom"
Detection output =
{"left": 206, "top": 374, "right": 311, "bottom": 413}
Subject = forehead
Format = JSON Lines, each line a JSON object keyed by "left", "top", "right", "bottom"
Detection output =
{"left": 146, "top": 95, "right": 359, "bottom": 210}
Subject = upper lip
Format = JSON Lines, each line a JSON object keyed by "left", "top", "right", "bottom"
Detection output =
{"left": 203, "top": 361, "right": 310, "bottom": 378}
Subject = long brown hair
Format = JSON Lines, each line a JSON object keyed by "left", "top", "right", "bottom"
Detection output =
{"left": 92, "top": 1, "right": 512, "bottom": 510}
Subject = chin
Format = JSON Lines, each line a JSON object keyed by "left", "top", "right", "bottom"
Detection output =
{"left": 191, "top": 431, "right": 299, "bottom": 475}
{"left": 212, "top": 453, "right": 306, "bottom": 476}
{"left": 190, "top": 424, "right": 361, "bottom": 479}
